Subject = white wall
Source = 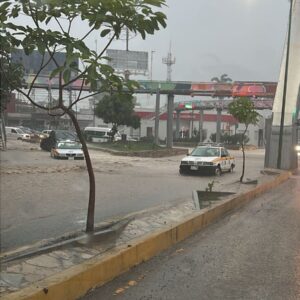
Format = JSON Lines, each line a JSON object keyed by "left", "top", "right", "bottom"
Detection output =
{"left": 90, "top": 112, "right": 265, "bottom": 146}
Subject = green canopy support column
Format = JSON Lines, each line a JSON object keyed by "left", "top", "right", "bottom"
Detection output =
{"left": 175, "top": 110, "right": 180, "bottom": 139}
{"left": 154, "top": 89, "right": 160, "bottom": 145}
{"left": 216, "top": 108, "right": 222, "bottom": 143}
{"left": 199, "top": 109, "right": 204, "bottom": 143}
{"left": 166, "top": 94, "right": 174, "bottom": 148}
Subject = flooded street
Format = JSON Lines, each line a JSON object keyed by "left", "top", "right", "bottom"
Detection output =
{"left": 1, "top": 141, "right": 265, "bottom": 252}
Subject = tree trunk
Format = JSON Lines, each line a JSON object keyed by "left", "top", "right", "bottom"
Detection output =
{"left": 240, "top": 142, "right": 245, "bottom": 182}
{"left": 240, "top": 126, "right": 248, "bottom": 183}
{"left": 66, "top": 109, "right": 96, "bottom": 232}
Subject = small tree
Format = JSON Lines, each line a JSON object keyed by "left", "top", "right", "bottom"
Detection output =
{"left": 95, "top": 93, "right": 140, "bottom": 140}
{"left": 211, "top": 73, "right": 232, "bottom": 83}
{"left": 0, "top": 52, "right": 24, "bottom": 113}
{"left": 0, "top": 44, "right": 24, "bottom": 147}
{"left": 0, "top": 0, "right": 166, "bottom": 232}
{"left": 228, "top": 97, "right": 259, "bottom": 182}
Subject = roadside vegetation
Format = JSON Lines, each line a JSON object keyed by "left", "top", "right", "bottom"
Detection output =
{"left": 95, "top": 93, "right": 141, "bottom": 141}
{"left": 228, "top": 97, "right": 259, "bottom": 182}
{"left": 90, "top": 140, "right": 163, "bottom": 152}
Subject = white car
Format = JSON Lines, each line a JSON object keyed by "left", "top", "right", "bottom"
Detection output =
{"left": 179, "top": 145, "right": 235, "bottom": 176}
{"left": 50, "top": 141, "right": 84, "bottom": 160}
{"left": 5, "top": 127, "right": 31, "bottom": 141}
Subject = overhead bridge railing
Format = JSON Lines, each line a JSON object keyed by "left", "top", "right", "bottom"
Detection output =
{"left": 20, "top": 76, "right": 277, "bottom": 99}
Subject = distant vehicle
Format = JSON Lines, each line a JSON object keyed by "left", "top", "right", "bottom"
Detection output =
{"left": 84, "top": 127, "right": 121, "bottom": 142}
{"left": 41, "top": 130, "right": 53, "bottom": 137}
{"left": 179, "top": 144, "right": 235, "bottom": 176}
{"left": 5, "top": 127, "right": 31, "bottom": 141}
{"left": 18, "top": 126, "right": 43, "bottom": 142}
{"left": 50, "top": 141, "right": 84, "bottom": 160}
{"left": 31, "top": 130, "right": 47, "bottom": 139}
{"left": 40, "top": 130, "right": 78, "bottom": 151}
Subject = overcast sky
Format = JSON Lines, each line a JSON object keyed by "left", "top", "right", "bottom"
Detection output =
{"left": 14, "top": 0, "right": 291, "bottom": 107}
{"left": 88, "top": 0, "right": 290, "bottom": 83}
{"left": 15, "top": 0, "right": 290, "bottom": 83}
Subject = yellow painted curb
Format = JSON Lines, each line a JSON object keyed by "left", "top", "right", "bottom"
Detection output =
{"left": 2, "top": 171, "right": 291, "bottom": 300}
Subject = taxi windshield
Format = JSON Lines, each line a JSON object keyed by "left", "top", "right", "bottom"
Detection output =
{"left": 56, "top": 142, "right": 81, "bottom": 149}
{"left": 190, "top": 147, "right": 220, "bottom": 157}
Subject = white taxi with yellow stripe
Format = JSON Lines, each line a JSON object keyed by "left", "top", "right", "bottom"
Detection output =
{"left": 179, "top": 144, "right": 235, "bottom": 176}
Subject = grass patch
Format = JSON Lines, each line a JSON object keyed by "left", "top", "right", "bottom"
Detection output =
{"left": 90, "top": 141, "right": 163, "bottom": 152}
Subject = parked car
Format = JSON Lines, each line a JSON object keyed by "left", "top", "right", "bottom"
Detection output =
{"left": 50, "top": 141, "right": 84, "bottom": 160}
{"left": 179, "top": 144, "right": 235, "bottom": 176}
{"left": 5, "top": 127, "right": 31, "bottom": 141}
{"left": 40, "top": 130, "right": 78, "bottom": 151}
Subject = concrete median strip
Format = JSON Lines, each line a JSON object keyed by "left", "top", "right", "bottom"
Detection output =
{"left": 1, "top": 170, "right": 292, "bottom": 300}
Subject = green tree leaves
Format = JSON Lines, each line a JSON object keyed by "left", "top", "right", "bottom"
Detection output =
{"left": 2, "top": 0, "right": 167, "bottom": 93}
{"left": 211, "top": 74, "right": 232, "bottom": 83}
{"left": 0, "top": 56, "right": 24, "bottom": 112}
{"left": 228, "top": 97, "right": 259, "bottom": 182}
{"left": 228, "top": 97, "right": 259, "bottom": 127}
{"left": 95, "top": 93, "right": 141, "bottom": 131}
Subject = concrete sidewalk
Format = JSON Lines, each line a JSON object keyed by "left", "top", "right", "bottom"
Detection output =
{"left": 0, "top": 169, "right": 292, "bottom": 300}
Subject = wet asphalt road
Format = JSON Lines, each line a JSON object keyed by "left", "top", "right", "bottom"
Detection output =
{"left": 1, "top": 143, "right": 265, "bottom": 252}
{"left": 83, "top": 173, "right": 300, "bottom": 300}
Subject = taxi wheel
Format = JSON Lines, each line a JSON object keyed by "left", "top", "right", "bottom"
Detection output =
{"left": 179, "top": 167, "right": 188, "bottom": 175}
{"left": 179, "top": 169, "right": 186, "bottom": 175}
{"left": 215, "top": 166, "right": 222, "bottom": 176}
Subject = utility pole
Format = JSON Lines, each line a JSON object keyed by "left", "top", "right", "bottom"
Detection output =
{"left": 126, "top": 27, "right": 129, "bottom": 51}
{"left": 124, "top": 27, "right": 130, "bottom": 81}
{"left": 154, "top": 88, "right": 160, "bottom": 145}
{"left": 163, "top": 43, "right": 176, "bottom": 148}
{"left": 162, "top": 42, "right": 176, "bottom": 82}
{"left": 69, "top": 88, "right": 72, "bottom": 129}
{"left": 150, "top": 50, "right": 155, "bottom": 81}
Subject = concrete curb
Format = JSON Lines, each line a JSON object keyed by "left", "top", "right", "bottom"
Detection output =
{"left": 2, "top": 170, "right": 292, "bottom": 300}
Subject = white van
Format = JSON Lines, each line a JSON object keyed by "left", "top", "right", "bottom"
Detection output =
{"left": 84, "top": 127, "right": 121, "bottom": 142}
{"left": 5, "top": 127, "right": 31, "bottom": 141}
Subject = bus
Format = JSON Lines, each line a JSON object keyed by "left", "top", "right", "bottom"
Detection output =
{"left": 83, "top": 127, "right": 121, "bottom": 142}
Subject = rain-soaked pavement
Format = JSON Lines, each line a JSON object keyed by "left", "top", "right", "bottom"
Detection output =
{"left": 83, "top": 172, "right": 300, "bottom": 300}
{"left": 1, "top": 140, "right": 265, "bottom": 252}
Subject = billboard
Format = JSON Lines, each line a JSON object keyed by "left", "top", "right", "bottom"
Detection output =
{"left": 232, "top": 83, "right": 266, "bottom": 98}
{"left": 106, "top": 49, "right": 148, "bottom": 74}
{"left": 11, "top": 49, "right": 78, "bottom": 76}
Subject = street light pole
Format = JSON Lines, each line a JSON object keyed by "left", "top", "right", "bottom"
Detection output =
{"left": 277, "top": 0, "right": 293, "bottom": 169}
{"left": 150, "top": 50, "right": 155, "bottom": 81}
